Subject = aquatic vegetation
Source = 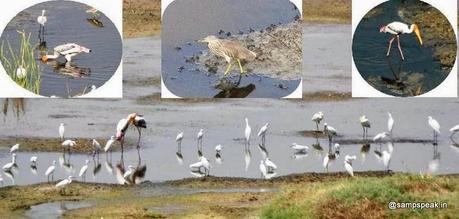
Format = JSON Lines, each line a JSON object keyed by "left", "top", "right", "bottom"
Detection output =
{"left": 0, "top": 31, "right": 41, "bottom": 94}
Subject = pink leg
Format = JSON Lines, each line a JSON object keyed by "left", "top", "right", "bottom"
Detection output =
{"left": 387, "top": 36, "right": 396, "bottom": 56}
{"left": 397, "top": 35, "right": 405, "bottom": 60}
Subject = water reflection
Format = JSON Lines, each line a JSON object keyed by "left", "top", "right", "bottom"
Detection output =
{"left": 46, "top": 60, "right": 91, "bottom": 78}
{"left": 214, "top": 76, "right": 256, "bottom": 98}
{"left": 428, "top": 144, "right": 440, "bottom": 175}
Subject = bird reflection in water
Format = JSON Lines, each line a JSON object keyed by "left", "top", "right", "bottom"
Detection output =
{"left": 92, "top": 156, "right": 102, "bottom": 179}
{"left": 115, "top": 148, "right": 147, "bottom": 185}
{"left": 46, "top": 60, "right": 91, "bottom": 78}
{"left": 86, "top": 7, "right": 104, "bottom": 28}
{"left": 428, "top": 143, "right": 441, "bottom": 175}
{"left": 244, "top": 148, "right": 251, "bottom": 172}
{"left": 360, "top": 143, "right": 370, "bottom": 163}
{"left": 214, "top": 75, "right": 255, "bottom": 98}
{"left": 60, "top": 153, "right": 74, "bottom": 174}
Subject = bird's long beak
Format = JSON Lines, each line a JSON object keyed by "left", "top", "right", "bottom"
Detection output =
{"left": 40, "top": 55, "right": 48, "bottom": 62}
{"left": 414, "top": 24, "right": 423, "bottom": 46}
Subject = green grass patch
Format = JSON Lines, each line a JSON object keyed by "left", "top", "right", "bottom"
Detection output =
{"left": 0, "top": 31, "right": 41, "bottom": 94}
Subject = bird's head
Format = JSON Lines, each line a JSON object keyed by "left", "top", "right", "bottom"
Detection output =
{"left": 40, "top": 55, "right": 49, "bottom": 62}
{"left": 127, "top": 113, "right": 138, "bottom": 124}
{"left": 81, "top": 46, "right": 91, "bottom": 53}
{"left": 198, "top": 35, "right": 219, "bottom": 44}
{"left": 379, "top": 25, "right": 387, "bottom": 33}
{"left": 412, "top": 24, "right": 423, "bottom": 45}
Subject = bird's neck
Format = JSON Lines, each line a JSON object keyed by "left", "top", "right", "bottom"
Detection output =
{"left": 407, "top": 24, "right": 415, "bottom": 33}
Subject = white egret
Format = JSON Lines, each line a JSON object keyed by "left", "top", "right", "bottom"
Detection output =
{"left": 360, "top": 115, "right": 371, "bottom": 139}
{"left": 344, "top": 155, "right": 356, "bottom": 177}
{"left": 123, "top": 165, "right": 135, "bottom": 182}
{"left": 428, "top": 116, "right": 441, "bottom": 143}
{"left": 79, "top": 160, "right": 89, "bottom": 181}
{"left": 264, "top": 158, "right": 277, "bottom": 173}
{"left": 55, "top": 176, "right": 75, "bottom": 194}
{"left": 259, "top": 160, "right": 267, "bottom": 179}
{"left": 59, "top": 123, "right": 65, "bottom": 141}
{"left": 45, "top": 160, "right": 57, "bottom": 182}
{"left": 291, "top": 143, "right": 309, "bottom": 152}
{"left": 387, "top": 113, "right": 394, "bottom": 137}
{"left": 2, "top": 153, "right": 17, "bottom": 171}
{"left": 312, "top": 112, "right": 324, "bottom": 131}
{"left": 245, "top": 149, "right": 251, "bottom": 172}
{"left": 245, "top": 118, "right": 252, "bottom": 147}
{"left": 373, "top": 132, "right": 389, "bottom": 143}
{"left": 10, "top": 144, "right": 19, "bottom": 153}
{"left": 197, "top": 129, "right": 204, "bottom": 155}
{"left": 92, "top": 139, "right": 101, "bottom": 156}
{"left": 176, "top": 132, "right": 184, "bottom": 153}
{"left": 104, "top": 136, "right": 116, "bottom": 153}
{"left": 257, "top": 123, "right": 269, "bottom": 145}
{"left": 37, "top": 10, "right": 47, "bottom": 26}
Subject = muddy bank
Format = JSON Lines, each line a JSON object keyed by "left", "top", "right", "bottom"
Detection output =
{"left": 403, "top": 2, "right": 457, "bottom": 69}
{"left": 123, "top": 0, "right": 161, "bottom": 38}
{"left": 303, "top": 0, "right": 351, "bottom": 24}
{"left": 196, "top": 21, "right": 302, "bottom": 80}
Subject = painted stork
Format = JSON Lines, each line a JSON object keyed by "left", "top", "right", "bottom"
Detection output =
{"left": 41, "top": 43, "right": 91, "bottom": 62}
{"left": 379, "top": 22, "right": 423, "bottom": 60}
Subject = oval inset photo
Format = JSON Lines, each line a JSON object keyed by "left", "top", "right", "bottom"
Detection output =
{"left": 352, "top": 0, "right": 457, "bottom": 97}
{"left": 162, "top": 0, "right": 302, "bottom": 98}
{"left": 0, "top": 1, "right": 122, "bottom": 98}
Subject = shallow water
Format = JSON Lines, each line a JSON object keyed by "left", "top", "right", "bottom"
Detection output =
{"left": 1, "top": 27, "right": 459, "bottom": 187}
{"left": 352, "top": 0, "right": 450, "bottom": 96}
{"left": 25, "top": 201, "right": 92, "bottom": 219}
{"left": 162, "top": 0, "right": 301, "bottom": 98}
{"left": 1, "top": 1, "right": 122, "bottom": 97}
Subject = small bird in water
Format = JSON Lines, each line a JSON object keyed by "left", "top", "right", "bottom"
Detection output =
{"left": 359, "top": 115, "right": 371, "bottom": 139}
{"left": 41, "top": 43, "right": 91, "bottom": 63}
{"left": 312, "top": 112, "right": 324, "bottom": 131}
{"left": 198, "top": 35, "right": 257, "bottom": 76}
{"left": 59, "top": 123, "right": 65, "bottom": 141}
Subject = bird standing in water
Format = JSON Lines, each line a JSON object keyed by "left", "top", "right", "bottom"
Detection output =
{"left": 379, "top": 22, "right": 423, "bottom": 60}
{"left": 198, "top": 35, "right": 256, "bottom": 76}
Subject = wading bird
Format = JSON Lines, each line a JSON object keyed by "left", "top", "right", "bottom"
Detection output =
{"left": 360, "top": 115, "right": 371, "bottom": 139}
{"left": 62, "top": 140, "right": 76, "bottom": 153}
{"left": 2, "top": 154, "right": 17, "bottom": 171}
{"left": 312, "top": 112, "right": 324, "bottom": 131}
{"left": 189, "top": 156, "right": 211, "bottom": 176}
{"left": 344, "top": 155, "right": 357, "bottom": 177}
{"left": 196, "top": 129, "right": 204, "bottom": 157}
{"left": 245, "top": 118, "right": 252, "bottom": 147}
{"left": 264, "top": 158, "right": 277, "bottom": 173}
{"left": 387, "top": 113, "right": 394, "bottom": 137}
{"left": 79, "top": 160, "right": 89, "bottom": 181}
{"left": 215, "top": 144, "right": 223, "bottom": 158}
{"left": 257, "top": 123, "right": 269, "bottom": 145}
{"left": 37, "top": 9, "right": 47, "bottom": 37}
{"left": 259, "top": 160, "right": 267, "bottom": 179}
{"left": 373, "top": 132, "right": 389, "bottom": 143}
{"left": 116, "top": 113, "right": 147, "bottom": 149}
{"left": 382, "top": 150, "right": 392, "bottom": 172}
{"left": 176, "top": 132, "right": 184, "bottom": 154}
{"left": 198, "top": 35, "right": 257, "bottom": 76}
{"left": 92, "top": 139, "right": 101, "bottom": 156}
{"left": 41, "top": 43, "right": 91, "bottom": 62}
{"left": 323, "top": 123, "right": 337, "bottom": 144}
{"left": 10, "top": 144, "right": 19, "bottom": 153}
{"left": 45, "top": 160, "right": 56, "bottom": 182}
{"left": 291, "top": 143, "right": 309, "bottom": 152}
{"left": 379, "top": 22, "right": 423, "bottom": 60}
{"left": 450, "top": 124, "right": 459, "bottom": 139}
{"left": 104, "top": 136, "right": 116, "bottom": 154}
{"left": 55, "top": 176, "right": 75, "bottom": 193}
{"left": 428, "top": 116, "right": 441, "bottom": 144}
{"left": 30, "top": 156, "right": 38, "bottom": 168}
{"left": 59, "top": 123, "right": 65, "bottom": 141}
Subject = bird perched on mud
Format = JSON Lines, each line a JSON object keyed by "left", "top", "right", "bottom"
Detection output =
{"left": 198, "top": 35, "right": 256, "bottom": 76}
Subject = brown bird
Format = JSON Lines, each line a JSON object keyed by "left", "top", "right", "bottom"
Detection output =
{"left": 198, "top": 35, "right": 256, "bottom": 76}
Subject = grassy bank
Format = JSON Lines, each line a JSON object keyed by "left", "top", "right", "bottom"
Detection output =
{"left": 122, "top": 0, "right": 351, "bottom": 38}
{"left": 0, "top": 173, "right": 457, "bottom": 218}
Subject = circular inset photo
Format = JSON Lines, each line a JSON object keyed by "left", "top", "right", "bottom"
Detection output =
{"left": 352, "top": 0, "right": 457, "bottom": 97}
{"left": 162, "top": 0, "right": 302, "bottom": 98}
{"left": 0, "top": 1, "right": 122, "bottom": 97}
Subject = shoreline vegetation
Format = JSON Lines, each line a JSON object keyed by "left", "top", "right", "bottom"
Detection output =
{"left": 0, "top": 173, "right": 457, "bottom": 218}
{"left": 123, "top": 0, "right": 351, "bottom": 38}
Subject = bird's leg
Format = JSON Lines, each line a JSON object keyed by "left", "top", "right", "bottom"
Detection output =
{"left": 397, "top": 35, "right": 405, "bottom": 61}
{"left": 387, "top": 36, "right": 396, "bottom": 56}
{"left": 362, "top": 127, "right": 365, "bottom": 140}
{"left": 223, "top": 62, "right": 234, "bottom": 76}
{"left": 137, "top": 127, "right": 141, "bottom": 149}
{"left": 316, "top": 122, "right": 319, "bottom": 131}
{"left": 237, "top": 59, "right": 246, "bottom": 74}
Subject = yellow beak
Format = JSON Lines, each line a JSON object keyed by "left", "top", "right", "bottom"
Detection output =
{"left": 414, "top": 24, "right": 423, "bottom": 46}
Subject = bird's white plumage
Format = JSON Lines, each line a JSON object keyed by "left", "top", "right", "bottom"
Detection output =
{"left": 92, "top": 139, "right": 101, "bottom": 150}
{"left": 257, "top": 123, "right": 269, "bottom": 137}
{"left": 291, "top": 143, "right": 309, "bottom": 151}
{"left": 176, "top": 132, "right": 184, "bottom": 142}
{"left": 265, "top": 158, "right": 277, "bottom": 170}
{"left": 312, "top": 112, "right": 324, "bottom": 122}
{"left": 344, "top": 155, "right": 356, "bottom": 177}
{"left": 62, "top": 140, "right": 76, "bottom": 147}
{"left": 10, "top": 144, "right": 19, "bottom": 153}
{"left": 56, "top": 176, "right": 74, "bottom": 188}
{"left": 259, "top": 160, "right": 267, "bottom": 178}
{"left": 45, "top": 161, "right": 57, "bottom": 176}
{"left": 104, "top": 136, "right": 116, "bottom": 152}
{"left": 197, "top": 129, "right": 204, "bottom": 140}
{"left": 215, "top": 144, "right": 223, "bottom": 152}
{"left": 382, "top": 151, "right": 391, "bottom": 169}
{"left": 37, "top": 10, "right": 47, "bottom": 26}
{"left": 245, "top": 118, "right": 251, "bottom": 143}
{"left": 2, "top": 154, "right": 16, "bottom": 171}
{"left": 428, "top": 116, "right": 441, "bottom": 134}
{"left": 450, "top": 124, "right": 459, "bottom": 133}
{"left": 30, "top": 156, "right": 38, "bottom": 163}
{"left": 360, "top": 115, "right": 371, "bottom": 128}
{"left": 324, "top": 123, "right": 337, "bottom": 136}
{"left": 59, "top": 123, "right": 65, "bottom": 140}
{"left": 373, "top": 132, "right": 389, "bottom": 142}
{"left": 79, "top": 160, "right": 89, "bottom": 177}
{"left": 388, "top": 113, "right": 394, "bottom": 134}
{"left": 123, "top": 165, "right": 135, "bottom": 179}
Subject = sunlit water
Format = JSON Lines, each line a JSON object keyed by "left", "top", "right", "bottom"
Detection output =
{"left": 162, "top": 0, "right": 301, "bottom": 97}
{"left": 0, "top": 1, "right": 122, "bottom": 97}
